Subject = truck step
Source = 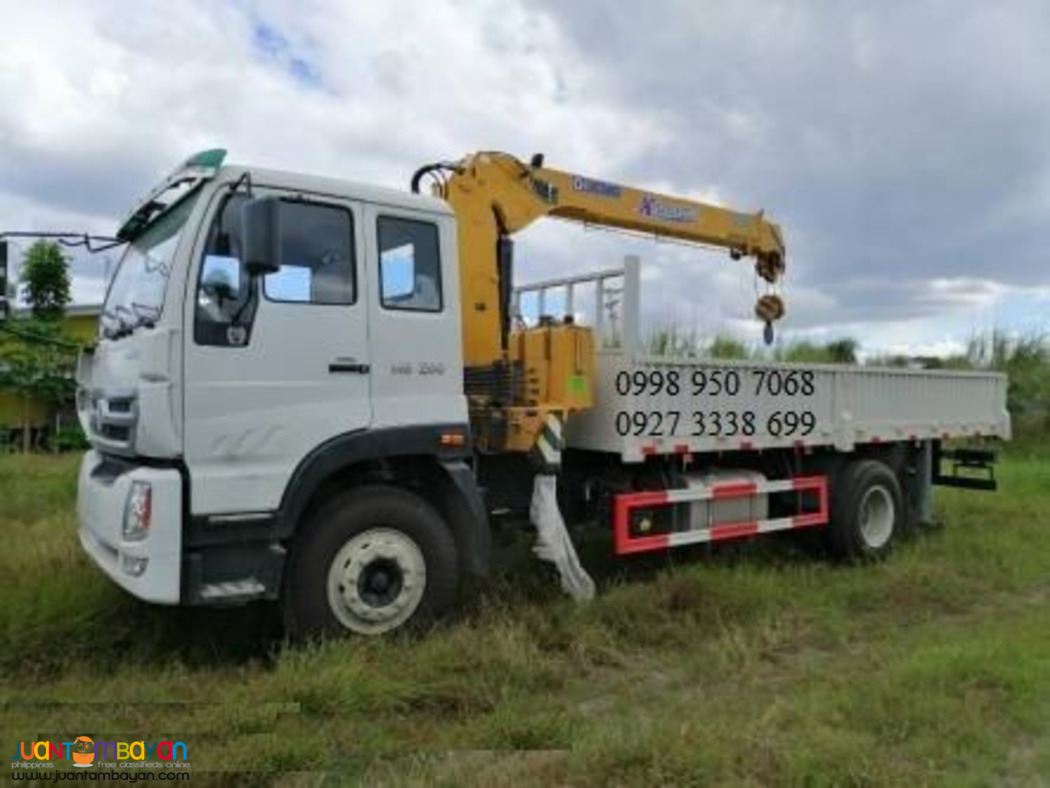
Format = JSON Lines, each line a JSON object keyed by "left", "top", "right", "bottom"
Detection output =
{"left": 198, "top": 579, "right": 267, "bottom": 603}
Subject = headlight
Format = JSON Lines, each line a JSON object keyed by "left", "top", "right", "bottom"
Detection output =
{"left": 123, "top": 481, "right": 152, "bottom": 541}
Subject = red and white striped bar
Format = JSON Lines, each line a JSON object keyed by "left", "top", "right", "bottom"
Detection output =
{"left": 613, "top": 475, "right": 829, "bottom": 556}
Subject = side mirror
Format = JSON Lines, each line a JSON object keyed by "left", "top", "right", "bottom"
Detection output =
{"left": 241, "top": 197, "right": 282, "bottom": 276}
{"left": 200, "top": 255, "right": 242, "bottom": 301}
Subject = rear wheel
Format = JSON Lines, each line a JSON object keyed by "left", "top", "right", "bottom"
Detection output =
{"left": 283, "top": 485, "right": 459, "bottom": 639}
{"left": 827, "top": 460, "right": 902, "bottom": 561}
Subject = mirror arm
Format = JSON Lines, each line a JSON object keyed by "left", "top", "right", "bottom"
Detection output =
{"left": 230, "top": 273, "right": 259, "bottom": 328}
{"left": 228, "top": 171, "right": 253, "bottom": 198}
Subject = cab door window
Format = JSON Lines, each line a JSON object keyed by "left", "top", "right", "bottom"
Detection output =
{"left": 378, "top": 217, "right": 442, "bottom": 312}
{"left": 264, "top": 201, "right": 355, "bottom": 305}
{"left": 195, "top": 196, "right": 356, "bottom": 346}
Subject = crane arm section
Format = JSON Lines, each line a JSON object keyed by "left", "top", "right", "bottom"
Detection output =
{"left": 418, "top": 150, "right": 787, "bottom": 372}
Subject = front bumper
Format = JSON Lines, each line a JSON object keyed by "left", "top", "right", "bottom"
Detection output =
{"left": 77, "top": 450, "right": 183, "bottom": 604}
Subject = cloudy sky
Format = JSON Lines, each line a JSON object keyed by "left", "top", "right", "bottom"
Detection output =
{"left": 2, "top": 0, "right": 1048, "bottom": 355}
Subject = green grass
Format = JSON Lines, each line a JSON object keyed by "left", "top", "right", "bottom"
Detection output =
{"left": 2, "top": 450, "right": 1049, "bottom": 785}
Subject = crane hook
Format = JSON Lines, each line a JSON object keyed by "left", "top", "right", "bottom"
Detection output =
{"left": 754, "top": 294, "right": 784, "bottom": 346}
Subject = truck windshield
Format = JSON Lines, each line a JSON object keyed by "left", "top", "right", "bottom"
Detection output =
{"left": 101, "top": 193, "right": 199, "bottom": 340}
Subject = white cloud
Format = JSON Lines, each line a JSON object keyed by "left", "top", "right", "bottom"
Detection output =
{"left": 0, "top": 1, "right": 661, "bottom": 215}
{"left": 2, "top": 1, "right": 1049, "bottom": 357}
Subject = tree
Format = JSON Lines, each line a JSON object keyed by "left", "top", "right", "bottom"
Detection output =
{"left": 20, "top": 241, "right": 71, "bottom": 320}
{"left": 0, "top": 242, "right": 76, "bottom": 451}
{"left": 825, "top": 338, "right": 858, "bottom": 365}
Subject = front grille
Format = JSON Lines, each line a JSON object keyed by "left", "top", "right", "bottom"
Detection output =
{"left": 83, "top": 389, "right": 138, "bottom": 453}
{"left": 99, "top": 423, "right": 132, "bottom": 442}
{"left": 107, "top": 399, "right": 133, "bottom": 414}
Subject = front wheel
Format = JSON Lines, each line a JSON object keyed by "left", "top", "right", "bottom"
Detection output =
{"left": 283, "top": 485, "right": 459, "bottom": 639}
{"left": 827, "top": 460, "right": 903, "bottom": 561}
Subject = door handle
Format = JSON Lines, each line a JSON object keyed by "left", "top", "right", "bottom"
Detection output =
{"left": 329, "top": 361, "right": 370, "bottom": 374}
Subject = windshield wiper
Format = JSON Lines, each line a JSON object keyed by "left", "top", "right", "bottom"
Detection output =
{"left": 130, "top": 302, "right": 161, "bottom": 329}
{"left": 102, "top": 303, "right": 161, "bottom": 340}
{"left": 101, "top": 305, "right": 137, "bottom": 340}
{"left": 100, "top": 309, "right": 126, "bottom": 340}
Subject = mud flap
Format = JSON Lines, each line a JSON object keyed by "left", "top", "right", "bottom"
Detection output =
{"left": 529, "top": 474, "right": 596, "bottom": 602}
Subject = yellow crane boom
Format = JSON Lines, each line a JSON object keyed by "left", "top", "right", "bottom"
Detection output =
{"left": 411, "top": 151, "right": 788, "bottom": 462}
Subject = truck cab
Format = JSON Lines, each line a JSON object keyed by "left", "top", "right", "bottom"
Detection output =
{"left": 77, "top": 151, "right": 488, "bottom": 633}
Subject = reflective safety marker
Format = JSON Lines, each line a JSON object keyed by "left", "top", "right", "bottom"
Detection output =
{"left": 530, "top": 412, "right": 564, "bottom": 472}
{"left": 613, "top": 475, "right": 829, "bottom": 555}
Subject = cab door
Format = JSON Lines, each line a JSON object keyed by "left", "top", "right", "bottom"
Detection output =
{"left": 182, "top": 187, "right": 371, "bottom": 516}
{"left": 363, "top": 204, "right": 465, "bottom": 430}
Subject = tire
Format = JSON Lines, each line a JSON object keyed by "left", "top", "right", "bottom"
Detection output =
{"left": 826, "top": 460, "right": 903, "bottom": 561}
{"left": 282, "top": 485, "right": 459, "bottom": 640}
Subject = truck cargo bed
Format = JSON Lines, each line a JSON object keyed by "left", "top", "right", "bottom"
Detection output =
{"left": 566, "top": 352, "right": 1010, "bottom": 462}
{"left": 514, "top": 256, "right": 1010, "bottom": 463}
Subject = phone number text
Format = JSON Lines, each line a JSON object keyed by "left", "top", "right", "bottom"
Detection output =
{"left": 614, "top": 409, "right": 816, "bottom": 438}
{"left": 615, "top": 368, "right": 816, "bottom": 398}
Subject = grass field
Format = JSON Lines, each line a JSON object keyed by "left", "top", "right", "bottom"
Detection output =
{"left": 1, "top": 446, "right": 1049, "bottom": 786}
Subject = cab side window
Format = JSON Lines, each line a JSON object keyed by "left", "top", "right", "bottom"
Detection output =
{"left": 195, "top": 196, "right": 356, "bottom": 346}
{"left": 378, "top": 217, "right": 442, "bottom": 312}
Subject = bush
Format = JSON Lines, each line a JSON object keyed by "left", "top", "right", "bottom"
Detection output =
{"left": 647, "top": 325, "right": 703, "bottom": 357}
{"left": 53, "top": 423, "right": 90, "bottom": 452}
{"left": 962, "top": 331, "right": 1050, "bottom": 438}
{"left": 774, "top": 338, "right": 857, "bottom": 364}
{"left": 707, "top": 333, "right": 750, "bottom": 360}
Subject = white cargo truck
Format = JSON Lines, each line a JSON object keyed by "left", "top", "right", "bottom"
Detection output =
{"left": 76, "top": 150, "right": 1009, "bottom": 638}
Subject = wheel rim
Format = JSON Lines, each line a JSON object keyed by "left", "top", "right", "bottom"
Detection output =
{"left": 326, "top": 528, "right": 427, "bottom": 635}
{"left": 858, "top": 484, "right": 895, "bottom": 550}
